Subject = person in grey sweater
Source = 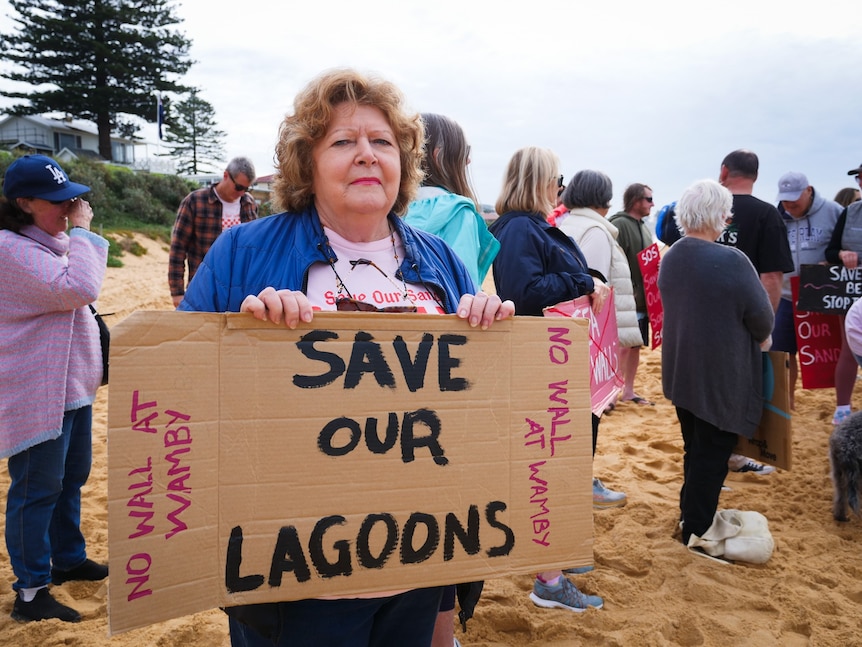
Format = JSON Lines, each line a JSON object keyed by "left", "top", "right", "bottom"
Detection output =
{"left": 772, "top": 171, "right": 841, "bottom": 411}
{"left": 658, "top": 179, "right": 774, "bottom": 545}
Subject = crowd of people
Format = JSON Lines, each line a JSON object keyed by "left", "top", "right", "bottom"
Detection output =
{"left": 2, "top": 67, "right": 862, "bottom": 645}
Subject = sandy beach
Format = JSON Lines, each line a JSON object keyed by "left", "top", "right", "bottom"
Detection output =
{"left": 1, "top": 233, "right": 861, "bottom": 646}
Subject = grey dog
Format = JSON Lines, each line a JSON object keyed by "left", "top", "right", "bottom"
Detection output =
{"left": 830, "top": 411, "right": 862, "bottom": 521}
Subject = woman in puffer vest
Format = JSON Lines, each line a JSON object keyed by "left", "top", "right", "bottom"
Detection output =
{"left": 555, "top": 169, "right": 642, "bottom": 350}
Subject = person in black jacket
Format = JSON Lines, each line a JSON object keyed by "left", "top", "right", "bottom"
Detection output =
{"left": 490, "top": 146, "right": 609, "bottom": 613}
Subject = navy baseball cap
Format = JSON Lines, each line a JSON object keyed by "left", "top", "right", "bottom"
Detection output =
{"left": 2, "top": 155, "right": 90, "bottom": 201}
{"left": 847, "top": 163, "right": 862, "bottom": 176}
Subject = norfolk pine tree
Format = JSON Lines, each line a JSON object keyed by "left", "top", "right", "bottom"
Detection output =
{"left": 164, "top": 91, "right": 227, "bottom": 175}
{"left": 0, "top": 0, "right": 193, "bottom": 161}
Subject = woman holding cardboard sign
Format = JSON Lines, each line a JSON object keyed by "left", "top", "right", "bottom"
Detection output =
{"left": 180, "top": 69, "right": 513, "bottom": 647}
{"left": 488, "top": 147, "right": 609, "bottom": 614}
{"left": 658, "top": 179, "right": 774, "bottom": 552}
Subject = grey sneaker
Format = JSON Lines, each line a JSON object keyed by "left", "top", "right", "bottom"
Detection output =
{"left": 529, "top": 577, "right": 603, "bottom": 612}
{"left": 593, "top": 477, "right": 627, "bottom": 508}
{"left": 563, "top": 564, "right": 594, "bottom": 575}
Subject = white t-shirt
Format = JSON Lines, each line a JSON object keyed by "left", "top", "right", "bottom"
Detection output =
{"left": 217, "top": 191, "right": 242, "bottom": 231}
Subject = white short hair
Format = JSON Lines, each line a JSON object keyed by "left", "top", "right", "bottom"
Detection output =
{"left": 676, "top": 179, "right": 733, "bottom": 235}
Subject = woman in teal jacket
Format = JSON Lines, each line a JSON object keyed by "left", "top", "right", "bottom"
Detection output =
{"left": 405, "top": 113, "right": 499, "bottom": 287}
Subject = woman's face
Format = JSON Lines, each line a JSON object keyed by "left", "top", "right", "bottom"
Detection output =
{"left": 311, "top": 103, "right": 401, "bottom": 228}
{"left": 18, "top": 197, "right": 77, "bottom": 237}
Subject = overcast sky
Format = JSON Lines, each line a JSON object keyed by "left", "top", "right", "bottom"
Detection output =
{"left": 2, "top": 0, "right": 862, "bottom": 212}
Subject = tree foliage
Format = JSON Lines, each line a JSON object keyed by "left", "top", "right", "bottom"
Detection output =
{"left": 163, "top": 90, "right": 226, "bottom": 175}
{"left": 0, "top": 0, "right": 194, "bottom": 161}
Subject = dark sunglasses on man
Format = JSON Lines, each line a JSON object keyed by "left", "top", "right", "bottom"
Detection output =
{"left": 228, "top": 171, "right": 251, "bottom": 193}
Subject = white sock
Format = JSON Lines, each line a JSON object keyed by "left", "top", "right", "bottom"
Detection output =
{"left": 18, "top": 586, "right": 46, "bottom": 602}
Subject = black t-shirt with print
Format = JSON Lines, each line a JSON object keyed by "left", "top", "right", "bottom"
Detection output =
{"left": 716, "top": 194, "right": 794, "bottom": 274}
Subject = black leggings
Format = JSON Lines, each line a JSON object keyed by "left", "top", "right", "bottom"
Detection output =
{"left": 675, "top": 406, "right": 737, "bottom": 543}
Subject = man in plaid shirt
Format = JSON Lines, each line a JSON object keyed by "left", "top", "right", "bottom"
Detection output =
{"left": 169, "top": 157, "right": 259, "bottom": 306}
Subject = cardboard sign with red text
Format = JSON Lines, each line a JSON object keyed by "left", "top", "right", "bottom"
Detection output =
{"left": 543, "top": 293, "right": 622, "bottom": 416}
{"left": 107, "top": 312, "right": 592, "bottom": 634}
{"left": 792, "top": 277, "right": 843, "bottom": 389}
{"left": 638, "top": 243, "right": 663, "bottom": 349}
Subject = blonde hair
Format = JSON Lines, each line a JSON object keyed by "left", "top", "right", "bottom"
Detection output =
{"left": 272, "top": 68, "right": 425, "bottom": 216}
{"left": 495, "top": 146, "right": 559, "bottom": 216}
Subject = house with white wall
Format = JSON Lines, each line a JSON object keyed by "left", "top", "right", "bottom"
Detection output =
{"left": 0, "top": 114, "right": 138, "bottom": 164}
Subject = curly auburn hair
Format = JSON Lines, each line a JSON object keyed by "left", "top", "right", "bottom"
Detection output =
{"left": 272, "top": 68, "right": 425, "bottom": 216}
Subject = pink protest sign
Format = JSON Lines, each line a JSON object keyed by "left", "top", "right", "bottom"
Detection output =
{"left": 543, "top": 292, "right": 622, "bottom": 416}
{"left": 638, "top": 243, "right": 663, "bottom": 349}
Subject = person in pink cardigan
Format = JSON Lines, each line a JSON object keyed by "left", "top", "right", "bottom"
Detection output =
{"left": 0, "top": 155, "right": 109, "bottom": 623}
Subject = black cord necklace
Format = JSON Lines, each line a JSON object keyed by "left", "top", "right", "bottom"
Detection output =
{"left": 324, "top": 225, "right": 413, "bottom": 305}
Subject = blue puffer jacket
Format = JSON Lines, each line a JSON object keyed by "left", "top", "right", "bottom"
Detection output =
{"left": 489, "top": 210, "right": 595, "bottom": 316}
{"left": 179, "top": 206, "right": 476, "bottom": 314}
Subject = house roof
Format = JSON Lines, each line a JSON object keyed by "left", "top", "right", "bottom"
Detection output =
{"left": 56, "top": 146, "right": 104, "bottom": 161}
{"left": 0, "top": 113, "right": 136, "bottom": 144}
{"left": 1, "top": 140, "right": 55, "bottom": 155}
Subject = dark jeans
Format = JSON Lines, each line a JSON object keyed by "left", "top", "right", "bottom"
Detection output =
{"left": 6, "top": 406, "right": 93, "bottom": 590}
{"left": 676, "top": 406, "right": 737, "bottom": 544}
{"left": 771, "top": 298, "right": 797, "bottom": 354}
{"left": 228, "top": 586, "right": 445, "bottom": 647}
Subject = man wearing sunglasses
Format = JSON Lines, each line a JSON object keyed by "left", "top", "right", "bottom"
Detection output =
{"left": 169, "top": 156, "right": 259, "bottom": 307}
{"left": 610, "top": 183, "right": 657, "bottom": 407}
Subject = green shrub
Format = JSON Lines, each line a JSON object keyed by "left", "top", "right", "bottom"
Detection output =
{"left": 104, "top": 235, "right": 125, "bottom": 267}
{"left": 59, "top": 158, "right": 194, "bottom": 230}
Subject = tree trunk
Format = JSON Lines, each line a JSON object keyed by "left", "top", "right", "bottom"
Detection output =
{"left": 97, "top": 110, "right": 113, "bottom": 161}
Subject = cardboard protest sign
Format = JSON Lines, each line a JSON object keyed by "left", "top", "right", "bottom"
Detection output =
{"left": 107, "top": 311, "right": 592, "bottom": 634}
{"left": 797, "top": 264, "right": 862, "bottom": 314}
{"left": 638, "top": 243, "right": 663, "bottom": 349}
{"left": 792, "top": 277, "right": 843, "bottom": 389}
{"left": 733, "top": 351, "right": 793, "bottom": 471}
{"left": 543, "top": 293, "right": 622, "bottom": 416}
